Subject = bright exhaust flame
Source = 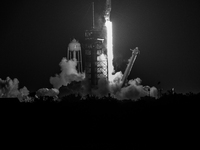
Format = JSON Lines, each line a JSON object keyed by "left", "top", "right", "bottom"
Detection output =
{"left": 105, "top": 20, "right": 115, "bottom": 82}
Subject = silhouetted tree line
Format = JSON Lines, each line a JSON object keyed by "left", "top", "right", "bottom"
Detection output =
{"left": 1, "top": 92, "right": 199, "bottom": 149}
{"left": 1, "top": 92, "right": 199, "bottom": 117}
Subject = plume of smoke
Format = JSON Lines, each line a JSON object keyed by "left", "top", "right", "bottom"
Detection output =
{"left": 112, "top": 75, "right": 158, "bottom": 100}
{"left": 35, "top": 88, "right": 59, "bottom": 100}
{"left": 150, "top": 86, "right": 158, "bottom": 98}
{"left": 114, "top": 78, "right": 147, "bottom": 100}
{"left": 50, "top": 58, "right": 85, "bottom": 89}
{"left": 92, "top": 77, "right": 110, "bottom": 98}
{"left": 0, "top": 77, "right": 30, "bottom": 101}
{"left": 50, "top": 57, "right": 158, "bottom": 101}
{"left": 58, "top": 81, "right": 84, "bottom": 97}
{"left": 0, "top": 77, "right": 19, "bottom": 97}
{"left": 90, "top": 71, "right": 158, "bottom": 100}
{"left": 109, "top": 71, "right": 123, "bottom": 95}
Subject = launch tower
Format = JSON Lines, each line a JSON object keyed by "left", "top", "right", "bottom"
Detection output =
{"left": 84, "top": 28, "right": 108, "bottom": 89}
{"left": 83, "top": 2, "right": 110, "bottom": 90}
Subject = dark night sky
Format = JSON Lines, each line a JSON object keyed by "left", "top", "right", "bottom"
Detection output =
{"left": 1, "top": 0, "right": 200, "bottom": 93}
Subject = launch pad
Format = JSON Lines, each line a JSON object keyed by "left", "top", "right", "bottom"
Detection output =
{"left": 66, "top": 0, "right": 139, "bottom": 92}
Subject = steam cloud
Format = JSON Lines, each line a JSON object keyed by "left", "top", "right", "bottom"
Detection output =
{"left": 110, "top": 75, "right": 158, "bottom": 100}
{"left": 95, "top": 72, "right": 158, "bottom": 100}
{"left": 0, "top": 77, "right": 31, "bottom": 101}
{"left": 50, "top": 58, "right": 85, "bottom": 89}
{"left": 0, "top": 58, "right": 157, "bottom": 102}
{"left": 50, "top": 58, "right": 158, "bottom": 100}
{"left": 35, "top": 88, "right": 59, "bottom": 100}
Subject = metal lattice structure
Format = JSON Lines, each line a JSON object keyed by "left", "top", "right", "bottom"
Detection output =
{"left": 84, "top": 29, "right": 108, "bottom": 89}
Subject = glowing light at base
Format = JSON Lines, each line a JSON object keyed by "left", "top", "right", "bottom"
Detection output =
{"left": 105, "top": 20, "right": 115, "bottom": 82}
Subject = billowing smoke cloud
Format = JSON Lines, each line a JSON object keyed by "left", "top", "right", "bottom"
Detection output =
{"left": 50, "top": 58, "right": 85, "bottom": 89}
{"left": 92, "top": 77, "right": 110, "bottom": 98}
{"left": 50, "top": 58, "right": 158, "bottom": 101}
{"left": 95, "top": 71, "right": 158, "bottom": 101}
{"left": 150, "top": 86, "right": 158, "bottom": 98}
{"left": 111, "top": 76, "right": 157, "bottom": 100}
{"left": 109, "top": 71, "right": 123, "bottom": 95}
{"left": 58, "top": 81, "right": 86, "bottom": 98}
{"left": 35, "top": 88, "right": 59, "bottom": 100}
{"left": 0, "top": 77, "right": 30, "bottom": 101}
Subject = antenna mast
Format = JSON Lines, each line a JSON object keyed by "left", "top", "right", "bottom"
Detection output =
{"left": 92, "top": 2, "right": 95, "bottom": 28}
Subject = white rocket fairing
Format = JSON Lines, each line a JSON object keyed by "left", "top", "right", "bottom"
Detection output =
{"left": 105, "top": 0, "right": 111, "bottom": 21}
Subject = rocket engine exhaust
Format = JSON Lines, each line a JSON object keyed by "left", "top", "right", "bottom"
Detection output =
{"left": 105, "top": 20, "right": 115, "bottom": 82}
{"left": 48, "top": 0, "right": 158, "bottom": 100}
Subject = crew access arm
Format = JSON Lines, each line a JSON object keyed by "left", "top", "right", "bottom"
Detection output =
{"left": 121, "top": 47, "right": 140, "bottom": 88}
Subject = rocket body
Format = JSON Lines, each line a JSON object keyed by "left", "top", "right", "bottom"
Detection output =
{"left": 105, "top": 0, "right": 111, "bottom": 21}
